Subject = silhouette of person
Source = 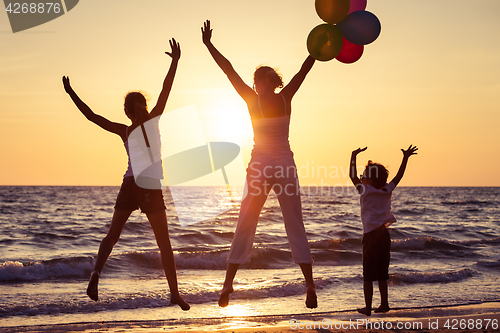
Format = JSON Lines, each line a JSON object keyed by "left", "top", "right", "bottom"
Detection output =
{"left": 62, "top": 39, "right": 189, "bottom": 311}
{"left": 349, "top": 145, "right": 418, "bottom": 316}
{"left": 202, "top": 20, "right": 317, "bottom": 309}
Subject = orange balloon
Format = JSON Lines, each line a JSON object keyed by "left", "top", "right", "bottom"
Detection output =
{"left": 315, "top": 0, "right": 350, "bottom": 24}
{"left": 307, "top": 24, "right": 343, "bottom": 61}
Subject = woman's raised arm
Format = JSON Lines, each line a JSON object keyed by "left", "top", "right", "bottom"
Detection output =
{"left": 202, "top": 20, "right": 255, "bottom": 102}
{"left": 281, "top": 55, "right": 315, "bottom": 100}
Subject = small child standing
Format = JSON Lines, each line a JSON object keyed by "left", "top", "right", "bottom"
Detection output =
{"left": 349, "top": 145, "right": 418, "bottom": 316}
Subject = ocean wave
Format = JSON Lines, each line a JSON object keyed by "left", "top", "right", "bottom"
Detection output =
{"left": 441, "top": 199, "right": 495, "bottom": 206}
{"left": 0, "top": 258, "right": 93, "bottom": 282}
{"left": 481, "top": 236, "right": 500, "bottom": 245}
{"left": 176, "top": 230, "right": 235, "bottom": 245}
{"left": 0, "top": 247, "right": 306, "bottom": 283}
{"left": 392, "top": 236, "right": 450, "bottom": 251}
{"left": 476, "top": 260, "right": 500, "bottom": 270}
{"left": 175, "top": 250, "right": 229, "bottom": 269}
{"left": 391, "top": 268, "right": 476, "bottom": 284}
{"left": 309, "top": 238, "right": 360, "bottom": 250}
{"left": 3, "top": 234, "right": 497, "bottom": 283}
{"left": 0, "top": 276, "right": 337, "bottom": 319}
{"left": 316, "top": 200, "right": 349, "bottom": 205}
{"left": 31, "top": 232, "right": 78, "bottom": 241}
{"left": 393, "top": 208, "right": 438, "bottom": 216}
{"left": 136, "top": 246, "right": 363, "bottom": 270}
{"left": 311, "top": 235, "right": 499, "bottom": 254}
{"left": 177, "top": 247, "right": 305, "bottom": 269}
{"left": 391, "top": 236, "right": 492, "bottom": 251}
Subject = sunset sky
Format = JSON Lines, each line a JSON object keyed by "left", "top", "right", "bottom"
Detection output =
{"left": 1, "top": 0, "right": 499, "bottom": 186}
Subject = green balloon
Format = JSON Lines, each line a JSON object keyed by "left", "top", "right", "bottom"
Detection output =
{"left": 307, "top": 24, "right": 343, "bottom": 61}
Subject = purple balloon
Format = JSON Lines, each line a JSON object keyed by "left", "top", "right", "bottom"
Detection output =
{"left": 348, "top": 0, "right": 367, "bottom": 13}
{"left": 337, "top": 10, "right": 381, "bottom": 45}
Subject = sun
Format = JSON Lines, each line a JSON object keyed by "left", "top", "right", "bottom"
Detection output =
{"left": 200, "top": 94, "right": 254, "bottom": 146}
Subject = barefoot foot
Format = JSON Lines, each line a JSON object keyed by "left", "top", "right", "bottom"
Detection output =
{"left": 357, "top": 307, "right": 371, "bottom": 316}
{"left": 374, "top": 304, "right": 390, "bottom": 313}
{"left": 218, "top": 286, "right": 233, "bottom": 307}
{"left": 305, "top": 288, "right": 317, "bottom": 309}
{"left": 86, "top": 271, "right": 99, "bottom": 301}
{"left": 170, "top": 295, "right": 190, "bottom": 311}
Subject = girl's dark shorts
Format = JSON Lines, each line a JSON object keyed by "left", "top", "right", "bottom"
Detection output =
{"left": 362, "top": 227, "right": 391, "bottom": 282}
{"left": 114, "top": 176, "right": 166, "bottom": 213}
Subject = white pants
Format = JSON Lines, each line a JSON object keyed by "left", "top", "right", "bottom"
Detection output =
{"left": 227, "top": 154, "right": 313, "bottom": 264}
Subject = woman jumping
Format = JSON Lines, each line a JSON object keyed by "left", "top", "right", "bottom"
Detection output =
{"left": 202, "top": 20, "right": 317, "bottom": 309}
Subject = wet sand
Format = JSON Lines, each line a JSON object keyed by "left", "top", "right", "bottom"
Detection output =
{"left": 2, "top": 301, "right": 499, "bottom": 332}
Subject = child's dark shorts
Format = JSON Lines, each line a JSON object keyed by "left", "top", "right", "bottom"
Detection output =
{"left": 114, "top": 176, "right": 166, "bottom": 213}
{"left": 362, "top": 226, "right": 391, "bottom": 282}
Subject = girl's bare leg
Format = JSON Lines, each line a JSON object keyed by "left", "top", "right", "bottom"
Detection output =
{"left": 146, "top": 210, "right": 190, "bottom": 311}
{"left": 87, "top": 209, "right": 133, "bottom": 301}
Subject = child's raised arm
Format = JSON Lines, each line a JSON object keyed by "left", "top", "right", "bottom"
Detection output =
{"left": 391, "top": 145, "right": 418, "bottom": 186}
{"left": 150, "top": 38, "right": 181, "bottom": 118}
{"left": 201, "top": 20, "right": 255, "bottom": 102}
{"left": 350, "top": 147, "right": 367, "bottom": 190}
{"left": 62, "top": 76, "right": 127, "bottom": 141}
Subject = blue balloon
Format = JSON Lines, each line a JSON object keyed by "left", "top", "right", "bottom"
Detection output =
{"left": 337, "top": 10, "right": 381, "bottom": 45}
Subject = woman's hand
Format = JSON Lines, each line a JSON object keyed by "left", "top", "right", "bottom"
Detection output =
{"left": 202, "top": 20, "right": 213, "bottom": 46}
{"left": 62, "top": 76, "right": 72, "bottom": 94}
{"left": 165, "top": 38, "right": 181, "bottom": 60}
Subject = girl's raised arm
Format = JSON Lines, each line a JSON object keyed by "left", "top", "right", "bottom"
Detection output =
{"left": 62, "top": 76, "right": 127, "bottom": 141}
{"left": 202, "top": 20, "right": 255, "bottom": 102}
{"left": 150, "top": 38, "right": 181, "bottom": 118}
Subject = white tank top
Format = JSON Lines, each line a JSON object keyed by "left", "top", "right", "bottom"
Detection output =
{"left": 123, "top": 117, "right": 164, "bottom": 179}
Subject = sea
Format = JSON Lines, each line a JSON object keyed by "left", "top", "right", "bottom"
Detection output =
{"left": 1, "top": 186, "right": 499, "bottom": 329}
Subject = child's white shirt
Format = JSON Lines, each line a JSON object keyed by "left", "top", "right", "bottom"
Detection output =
{"left": 359, "top": 182, "right": 397, "bottom": 234}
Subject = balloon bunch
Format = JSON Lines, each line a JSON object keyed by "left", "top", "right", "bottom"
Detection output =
{"left": 307, "top": 0, "right": 381, "bottom": 63}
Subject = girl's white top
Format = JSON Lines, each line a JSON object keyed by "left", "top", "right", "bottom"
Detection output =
{"left": 123, "top": 117, "right": 164, "bottom": 180}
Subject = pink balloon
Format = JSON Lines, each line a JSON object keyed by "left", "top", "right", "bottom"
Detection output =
{"left": 348, "top": 0, "right": 367, "bottom": 13}
{"left": 336, "top": 37, "right": 364, "bottom": 64}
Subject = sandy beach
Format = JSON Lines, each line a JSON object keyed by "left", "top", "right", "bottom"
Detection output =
{"left": 3, "top": 302, "right": 499, "bottom": 333}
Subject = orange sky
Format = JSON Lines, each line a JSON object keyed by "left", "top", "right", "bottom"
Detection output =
{"left": 1, "top": 0, "right": 499, "bottom": 186}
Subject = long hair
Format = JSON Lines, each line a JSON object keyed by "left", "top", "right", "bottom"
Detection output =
{"left": 124, "top": 92, "right": 150, "bottom": 124}
{"left": 253, "top": 66, "right": 284, "bottom": 91}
